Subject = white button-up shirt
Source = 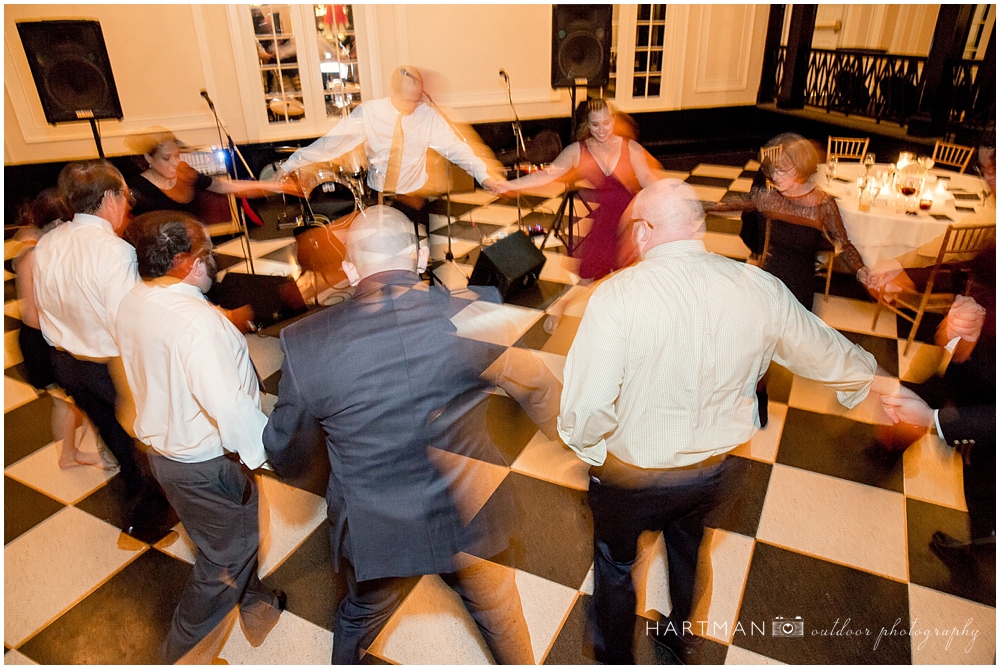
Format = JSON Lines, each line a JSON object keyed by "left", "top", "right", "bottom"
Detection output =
{"left": 33, "top": 213, "right": 139, "bottom": 359}
{"left": 116, "top": 279, "right": 268, "bottom": 468}
{"left": 559, "top": 240, "right": 877, "bottom": 469}
{"left": 280, "top": 97, "right": 492, "bottom": 194}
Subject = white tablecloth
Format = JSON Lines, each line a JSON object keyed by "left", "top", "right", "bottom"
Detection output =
{"left": 816, "top": 163, "right": 992, "bottom": 267}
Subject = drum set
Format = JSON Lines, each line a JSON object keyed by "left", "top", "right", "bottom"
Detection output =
{"left": 262, "top": 146, "right": 372, "bottom": 228}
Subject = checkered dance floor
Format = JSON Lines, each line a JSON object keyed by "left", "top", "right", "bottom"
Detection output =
{"left": 4, "top": 157, "right": 993, "bottom": 664}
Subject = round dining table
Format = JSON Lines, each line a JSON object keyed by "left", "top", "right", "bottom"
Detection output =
{"left": 816, "top": 162, "right": 992, "bottom": 268}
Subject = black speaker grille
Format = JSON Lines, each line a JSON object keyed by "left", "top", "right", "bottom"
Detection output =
{"left": 558, "top": 32, "right": 605, "bottom": 81}
{"left": 16, "top": 20, "right": 123, "bottom": 125}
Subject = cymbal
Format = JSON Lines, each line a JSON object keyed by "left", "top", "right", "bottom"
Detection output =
{"left": 269, "top": 98, "right": 305, "bottom": 117}
{"left": 273, "top": 146, "right": 302, "bottom": 154}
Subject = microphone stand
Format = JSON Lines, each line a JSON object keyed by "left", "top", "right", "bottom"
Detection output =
{"left": 501, "top": 71, "right": 526, "bottom": 231}
{"left": 425, "top": 92, "right": 466, "bottom": 265}
{"left": 202, "top": 91, "right": 256, "bottom": 275}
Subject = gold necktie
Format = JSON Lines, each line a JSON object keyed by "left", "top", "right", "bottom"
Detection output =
{"left": 383, "top": 113, "right": 404, "bottom": 195}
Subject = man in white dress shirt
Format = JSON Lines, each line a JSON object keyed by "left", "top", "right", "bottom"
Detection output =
{"left": 32, "top": 160, "right": 170, "bottom": 540}
{"left": 116, "top": 211, "right": 284, "bottom": 663}
{"left": 558, "top": 179, "right": 882, "bottom": 664}
{"left": 279, "top": 66, "right": 502, "bottom": 227}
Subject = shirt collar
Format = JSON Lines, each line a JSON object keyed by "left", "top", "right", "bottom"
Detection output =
{"left": 354, "top": 269, "right": 421, "bottom": 297}
{"left": 73, "top": 213, "right": 115, "bottom": 233}
{"left": 642, "top": 238, "right": 707, "bottom": 260}
{"left": 147, "top": 275, "right": 206, "bottom": 299}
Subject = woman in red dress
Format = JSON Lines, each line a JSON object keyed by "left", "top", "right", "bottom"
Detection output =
{"left": 495, "top": 99, "right": 661, "bottom": 280}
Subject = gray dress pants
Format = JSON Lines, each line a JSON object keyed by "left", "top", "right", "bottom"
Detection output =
{"left": 148, "top": 452, "right": 281, "bottom": 663}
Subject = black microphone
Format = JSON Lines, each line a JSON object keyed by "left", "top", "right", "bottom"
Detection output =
{"left": 200, "top": 89, "right": 215, "bottom": 110}
{"left": 499, "top": 69, "right": 509, "bottom": 81}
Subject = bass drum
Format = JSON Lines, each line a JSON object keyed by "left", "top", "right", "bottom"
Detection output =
{"left": 295, "top": 161, "right": 367, "bottom": 222}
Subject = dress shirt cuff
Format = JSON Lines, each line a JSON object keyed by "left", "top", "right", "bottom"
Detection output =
{"left": 933, "top": 409, "right": 945, "bottom": 441}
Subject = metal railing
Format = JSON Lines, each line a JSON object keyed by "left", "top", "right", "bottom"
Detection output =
{"left": 765, "top": 46, "right": 985, "bottom": 129}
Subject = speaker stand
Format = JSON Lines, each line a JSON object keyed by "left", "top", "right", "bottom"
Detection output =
{"left": 88, "top": 118, "right": 105, "bottom": 159}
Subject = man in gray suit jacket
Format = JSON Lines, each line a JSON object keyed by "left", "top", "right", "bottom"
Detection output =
{"left": 263, "top": 206, "right": 560, "bottom": 664}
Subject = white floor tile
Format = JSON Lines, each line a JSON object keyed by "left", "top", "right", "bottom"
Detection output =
{"left": 902, "top": 433, "right": 967, "bottom": 512}
{"left": 429, "top": 235, "right": 479, "bottom": 262}
{"left": 4, "top": 437, "right": 117, "bottom": 505}
{"left": 539, "top": 251, "right": 581, "bottom": 285}
{"left": 450, "top": 190, "right": 498, "bottom": 206}
{"left": 369, "top": 564, "right": 576, "bottom": 665}
{"left": 692, "top": 165, "right": 744, "bottom": 180}
{"left": 4, "top": 506, "right": 145, "bottom": 647}
{"left": 245, "top": 333, "right": 285, "bottom": 381}
{"left": 633, "top": 531, "right": 671, "bottom": 620}
{"left": 757, "top": 465, "right": 908, "bottom": 581}
{"left": 459, "top": 204, "right": 521, "bottom": 227}
{"left": 703, "top": 231, "right": 751, "bottom": 260}
{"left": 744, "top": 160, "right": 762, "bottom": 172}
{"left": 725, "top": 644, "right": 785, "bottom": 664}
{"left": 256, "top": 475, "right": 327, "bottom": 578}
{"left": 431, "top": 260, "right": 472, "bottom": 290}
{"left": 690, "top": 529, "right": 756, "bottom": 644}
{"left": 787, "top": 375, "right": 892, "bottom": 425}
{"left": 155, "top": 523, "right": 197, "bottom": 564}
{"left": 5, "top": 299, "right": 21, "bottom": 320}
{"left": 5, "top": 375, "right": 38, "bottom": 412}
{"left": 907, "top": 583, "right": 995, "bottom": 665}
{"left": 511, "top": 430, "right": 589, "bottom": 492}
{"left": 427, "top": 448, "right": 509, "bottom": 524}
{"left": 732, "top": 402, "right": 788, "bottom": 463}
{"left": 655, "top": 170, "right": 692, "bottom": 181}
{"left": 729, "top": 177, "right": 754, "bottom": 193}
{"left": 690, "top": 185, "right": 729, "bottom": 203}
{"left": 225, "top": 258, "right": 300, "bottom": 279}
{"left": 217, "top": 610, "right": 334, "bottom": 665}
{"left": 450, "top": 300, "right": 543, "bottom": 347}
{"left": 812, "top": 295, "right": 897, "bottom": 338}
{"left": 898, "top": 340, "right": 948, "bottom": 384}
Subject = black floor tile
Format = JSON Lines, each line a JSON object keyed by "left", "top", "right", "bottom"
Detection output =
{"left": 424, "top": 200, "right": 478, "bottom": 218}
{"left": 635, "top": 619, "right": 729, "bottom": 665}
{"left": 5, "top": 315, "right": 21, "bottom": 332}
{"left": 5, "top": 362, "right": 30, "bottom": 384}
{"left": 491, "top": 194, "right": 551, "bottom": 210}
{"left": 765, "top": 362, "right": 794, "bottom": 404}
{"left": 777, "top": 408, "right": 904, "bottom": 493}
{"left": 360, "top": 653, "right": 392, "bottom": 664}
{"left": 839, "top": 330, "right": 899, "bottom": 377}
{"left": 484, "top": 394, "right": 541, "bottom": 466}
{"left": 473, "top": 472, "right": 593, "bottom": 590}
{"left": 735, "top": 541, "right": 910, "bottom": 664}
{"left": 4, "top": 476, "right": 65, "bottom": 545}
{"left": 707, "top": 456, "right": 771, "bottom": 538}
{"left": 505, "top": 280, "right": 571, "bottom": 311}
{"left": 895, "top": 310, "right": 945, "bottom": 346}
{"left": 686, "top": 175, "right": 735, "bottom": 189}
{"left": 906, "top": 498, "right": 994, "bottom": 607}
{"left": 705, "top": 213, "right": 742, "bottom": 235}
{"left": 215, "top": 253, "right": 246, "bottom": 272}
{"left": 262, "top": 524, "right": 348, "bottom": 633}
{"left": 441, "top": 221, "right": 501, "bottom": 243}
{"left": 74, "top": 475, "right": 137, "bottom": 533}
{"left": 544, "top": 593, "right": 729, "bottom": 665}
{"left": 740, "top": 169, "right": 759, "bottom": 179}
{"left": 515, "top": 316, "right": 554, "bottom": 351}
{"left": 18, "top": 549, "right": 191, "bottom": 664}
{"left": 262, "top": 369, "right": 282, "bottom": 396}
{"left": 5, "top": 279, "right": 16, "bottom": 302}
{"left": 825, "top": 272, "right": 875, "bottom": 302}
{"left": 4, "top": 393, "right": 55, "bottom": 467}
{"left": 543, "top": 594, "right": 595, "bottom": 664}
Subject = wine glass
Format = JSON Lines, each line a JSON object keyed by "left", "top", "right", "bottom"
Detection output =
{"left": 826, "top": 156, "right": 838, "bottom": 184}
{"left": 863, "top": 153, "right": 875, "bottom": 175}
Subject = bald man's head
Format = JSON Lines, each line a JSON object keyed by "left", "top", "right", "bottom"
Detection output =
{"left": 390, "top": 66, "right": 424, "bottom": 115}
{"left": 342, "top": 205, "right": 428, "bottom": 284}
{"left": 630, "top": 179, "right": 705, "bottom": 256}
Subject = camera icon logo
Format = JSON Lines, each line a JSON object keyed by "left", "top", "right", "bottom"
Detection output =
{"left": 772, "top": 616, "right": 804, "bottom": 637}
